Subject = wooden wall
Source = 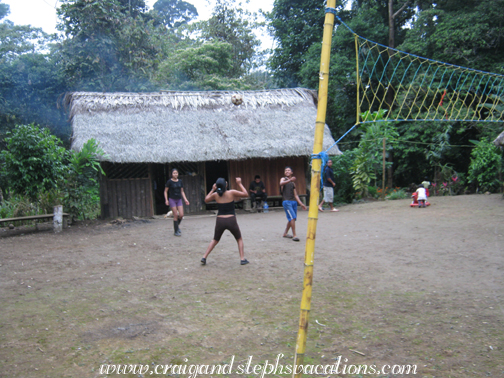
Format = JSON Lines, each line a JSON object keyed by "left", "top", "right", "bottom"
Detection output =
{"left": 99, "top": 158, "right": 307, "bottom": 219}
{"left": 228, "top": 157, "right": 307, "bottom": 196}
{"left": 180, "top": 174, "right": 204, "bottom": 213}
{"left": 100, "top": 177, "right": 153, "bottom": 219}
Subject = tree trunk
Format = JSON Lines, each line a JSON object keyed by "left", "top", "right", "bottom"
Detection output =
{"left": 386, "top": 0, "right": 411, "bottom": 189}
{"left": 388, "top": 0, "right": 395, "bottom": 49}
{"left": 387, "top": 150, "right": 394, "bottom": 188}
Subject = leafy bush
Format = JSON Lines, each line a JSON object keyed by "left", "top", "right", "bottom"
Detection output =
{"left": 468, "top": 138, "right": 502, "bottom": 192}
{"left": 0, "top": 189, "right": 64, "bottom": 219}
{"left": 38, "top": 189, "right": 63, "bottom": 214}
{"left": 0, "top": 125, "right": 106, "bottom": 222}
{"left": 64, "top": 139, "right": 106, "bottom": 221}
{"left": 1, "top": 124, "right": 66, "bottom": 199}
{"left": 367, "top": 186, "right": 378, "bottom": 198}
{"left": 350, "top": 150, "right": 376, "bottom": 197}
{"left": 386, "top": 189, "right": 409, "bottom": 200}
{"left": 0, "top": 194, "right": 29, "bottom": 218}
{"left": 331, "top": 150, "right": 357, "bottom": 203}
{"left": 349, "top": 110, "right": 398, "bottom": 197}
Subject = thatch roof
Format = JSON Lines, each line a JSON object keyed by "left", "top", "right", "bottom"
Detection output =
{"left": 68, "top": 88, "right": 341, "bottom": 163}
{"left": 494, "top": 130, "right": 504, "bottom": 147}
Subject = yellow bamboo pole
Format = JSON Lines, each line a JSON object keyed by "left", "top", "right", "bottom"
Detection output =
{"left": 355, "top": 34, "right": 361, "bottom": 125}
{"left": 292, "top": 1, "right": 336, "bottom": 377}
{"left": 382, "top": 137, "right": 386, "bottom": 199}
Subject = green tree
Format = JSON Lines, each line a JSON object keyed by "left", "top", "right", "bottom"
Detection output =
{"left": 155, "top": 0, "right": 268, "bottom": 90}
{"left": 399, "top": 0, "right": 504, "bottom": 74}
{"left": 65, "top": 138, "right": 106, "bottom": 221}
{"left": 298, "top": 0, "right": 405, "bottom": 142}
{"left": 0, "top": 0, "right": 52, "bottom": 61}
{"left": 155, "top": 41, "right": 235, "bottom": 90}
{"left": 0, "top": 2, "right": 68, "bottom": 140}
{"left": 350, "top": 110, "right": 398, "bottom": 196}
{"left": 1, "top": 124, "right": 66, "bottom": 198}
{"left": 0, "top": 2, "right": 8, "bottom": 20}
{"left": 331, "top": 150, "right": 358, "bottom": 203}
{"left": 154, "top": 40, "right": 270, "bottom": 90}
{"left": 0, "top": 52, "right": 68, "bottom": 139}
{"left": 0, "top": 22, "right": 50, "bottom": 60}
{"left": 198, "top": 0, "right": 262, "bottom": 76}
{"left": 56, "top": 0, "right": 163, "bottom": 91}
{"left": 267, "top": 0, "right": 333, "bottom": 87}
{"left": 152, "top": 0, "right": 198, "bottom": 28}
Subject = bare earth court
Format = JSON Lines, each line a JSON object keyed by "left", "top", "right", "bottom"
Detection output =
{"left": 1, "top": 194, "right": 503, "bottom": 377}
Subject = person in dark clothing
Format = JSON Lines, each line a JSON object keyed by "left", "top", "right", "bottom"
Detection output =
{"left": 201, "top": 177, "right": 249, "bottom": 266}
{"left": 318, "top": 159, "right": 338, "bottom": 212}
{"left": 164, "top": 168, "right": 190, "bottom": 236}
{"left": 249, "top": 175, "right": 267, "bottom": 208}
{"left": 280, "top": 166, "right": 307, "bottom": 242}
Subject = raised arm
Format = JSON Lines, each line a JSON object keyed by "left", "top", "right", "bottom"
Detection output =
{"left": 231, "top": 177, "right": 249, "bottom": 198}
{"left": 280, "top": 175, "right": 296, "bottom": 187}
{"left": 205, "top": 184, "right": 218, "bottom": 203}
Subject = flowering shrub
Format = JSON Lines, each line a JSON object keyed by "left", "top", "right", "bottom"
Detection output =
{"left": 386, "top": 188, "right": 409, "bottom": 200}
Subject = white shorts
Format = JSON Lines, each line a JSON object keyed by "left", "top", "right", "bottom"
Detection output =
{"left": 323, "top": 186, "right": 334, "bottom": 202}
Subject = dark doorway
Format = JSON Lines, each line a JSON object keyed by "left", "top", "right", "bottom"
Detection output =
{"left": 151, "top": 163, "right": 170, "bottom": 215}
{"left": 151, "top": 162, "right": 204, "bottom": 215}
{"left": 205, "top": 161, "right": 228, "bottom": 193}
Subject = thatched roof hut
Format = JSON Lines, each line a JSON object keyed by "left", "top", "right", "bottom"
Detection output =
{"left": 494, "top": 130, "right": 504, "bottom": 147}
{"left": 68, "top": 88, "right": 340, "bottom": 162}
{"left": 66, "top": 88, "right": 341, "bottom": 218}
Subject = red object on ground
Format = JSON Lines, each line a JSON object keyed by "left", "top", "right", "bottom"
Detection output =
{"left": 410, "top": 191, "right": 430, "bottom": 207}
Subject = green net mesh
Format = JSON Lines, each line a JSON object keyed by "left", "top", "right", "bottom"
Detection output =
{"left": 355, "top": 35, "right": 504, "bottom": 124}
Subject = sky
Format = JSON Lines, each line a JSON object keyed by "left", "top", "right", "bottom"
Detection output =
{"left": 1, "top": 0, "right": 275, "bottom": 48}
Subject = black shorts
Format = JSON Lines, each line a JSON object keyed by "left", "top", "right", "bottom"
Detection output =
{"left": 213, "top": 216, "right": 242, "bottom": 241}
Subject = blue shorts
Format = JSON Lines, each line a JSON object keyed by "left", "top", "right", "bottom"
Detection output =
{"left": 283, "top": 200, "right": 298, "bottom": 222}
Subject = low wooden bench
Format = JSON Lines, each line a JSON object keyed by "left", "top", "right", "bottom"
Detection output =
{"left": 243, "top": 195, "right": 307, "bottom": 210}
{"left": 206, "top": 195, "right": 307, "bottom": 211}
{"left": 0, "top": 210, "right": 69, "bottom": 231}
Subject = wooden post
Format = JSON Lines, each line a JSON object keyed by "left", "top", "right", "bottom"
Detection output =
{"left": 53, "top": 205, "right": 63, "bottom": 233}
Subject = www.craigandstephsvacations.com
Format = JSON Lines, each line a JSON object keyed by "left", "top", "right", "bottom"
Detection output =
{"left": 99, "top": 354, "right": 418, "bottom": 376}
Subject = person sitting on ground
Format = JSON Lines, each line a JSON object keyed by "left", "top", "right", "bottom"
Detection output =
{"left": 249, "top": 175, "right": 267, "bottom": 209}
{"left": 201, "top": 177, "right": 249, "bottom": 266}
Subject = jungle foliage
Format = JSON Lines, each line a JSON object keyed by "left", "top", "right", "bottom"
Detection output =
{"left": 0, "top": 124, "right": 105, "bottom": 221}
{"left": 0, "top": 0, "right": 503, "bottom": 217}
{"left": 286, "top": 0, "right": 504, "bottom": 199}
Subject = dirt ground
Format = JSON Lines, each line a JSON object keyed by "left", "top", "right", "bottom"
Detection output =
{"left": 1, "top": 194, "right": 503, "bottom": 378}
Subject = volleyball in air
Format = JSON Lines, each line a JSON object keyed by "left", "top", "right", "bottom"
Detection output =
{"left": 231, "top": 94, "right": 243, "bottom": 105}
